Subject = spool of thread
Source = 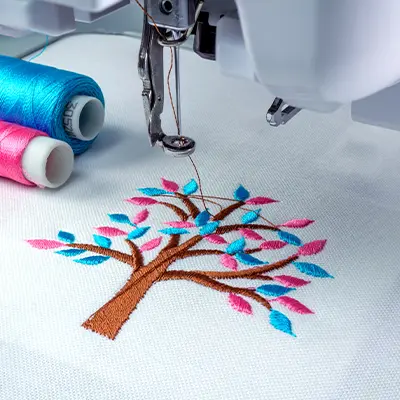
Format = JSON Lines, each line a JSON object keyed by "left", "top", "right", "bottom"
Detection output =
{"left": 0, "top": 121, "right": 74, "bottom": 188}
{"left": 0, "top": 55, "right": 105, "bottom": 155}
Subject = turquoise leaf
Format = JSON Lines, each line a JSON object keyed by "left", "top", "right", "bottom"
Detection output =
{"left": 74, "top": 256, "right": 110, "bottom": 265}
{"left": 235, "top": 252, "right": 265, "bottom": 266}
{"left": 234, "top": 185, "right": 250, "bottom": 201}
{"left": 292, "top": 262, "right": 333, "bottom": 278}
{"left": 269, "top": 310, "right": 296, "bottom": 337}
{"left": 159, "top": 228, "right": 190, "bottom": 235}
{"left": 138, "top": 188, "right": 171, "bottom": 196}
{"left": 199, "top": 222, "right": 220, "bottom": 236}
{"left": 93, "top": 235, "right": 112, "bottom": 249}
{"left": 226, "top": 237, "right": 246, "bottom": 255}
{"left": 183, "top": 179, "right": 198, "bottom": 195}
{"left": 108, "top": 213, "right": 133, "bottom": 225}
{"left": 195, "top": 210, "right": 210, "bottom": 227}
{"left": 278, "top": 231, "right": 302, "bottom": 246}
{"left": 57, "top": 231, "right": 75, "bottom": 244}
{"left": 128, "top": 227, "right": 150, "bottom": 240}
{"left": 241, "top": 209, "right": 261, "bottom": 224}
{"left": 256, "top": 284, "right": 294, "bottom": 297}
{"left": 55, "top": 249, "right": 86, "bottom": 257}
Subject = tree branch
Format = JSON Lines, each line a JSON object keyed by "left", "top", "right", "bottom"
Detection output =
{"left": 176, "top": 193, "right": 200, "bottom": 218}
{"left": 160, "top": 271, "right": 271, "bottom": 310}
{"left": 216, "top": 224, "right": 278, "bottom": 234}
{"left": 191, "top": 255, "right": 298, "bottom": 280}
{"left": 162, "top": 234, "right": 180, "bottom": 251}
{"left": 67, "top": 243, "right": 133, "bottom": 266}
{"left": 158, "top": 201, "right": 188, "bottom": 221}
{"left": 212, "top": 201, "right": 244, "bottom": 221}
{"left": 125, "top": 240, "right": 143, "bottom": 271}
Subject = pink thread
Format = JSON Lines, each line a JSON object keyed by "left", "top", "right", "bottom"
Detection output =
{"left": 126, "top": 197, "right": 158, "bottom": 206}
{"left": 165, "top": 221, "right": 196, "bottom": 228}
{"left": 245, "top": 197, "right": 277, "bottom": 205}
{"left": 0, "top": 121, "right": 47, "bottom": 186}
{"left": 278, "top": 219, "right": 314, "bottom": 228}
{"left": 133, "top": 209, "right": 149, "bottom": 224}
{"left": 204, "top": 234, "right": 227, "bottom": 244}
{"left": 239, "top": 228, "right": 263, "bottom": 240}
{"left": 26, "top": 239, "right": 64, "bottom": 250}
{"left": 270, "top": 296, "right": 314, "bottom": 314}
{"left": 140, "top": 237, "right": 163, "bottom": 252}
{"left": 273, "top": 275, "right": 311, "bottom": 288}
{"left": 220, "top": 254, "right": 238, "bottom": 270}
{"left": 161, "top": 178, "right": 179, "bottom": 192}
{"left": 297, "top": 240, "right": 327, "bottom": 256}
{"left": 228, "top": 293, "right": 253, "bottom": 315}
{"left": 94, "top": 227, "right": 127, "bottom": 237}
{"left": 260, "top": 240, "right": 287, "bottom": 250}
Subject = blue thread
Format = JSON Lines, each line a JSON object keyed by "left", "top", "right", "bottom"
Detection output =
{"left": 74, "top": 256, "right": 110, "bottom": 265}
{"left": 93, "top": 235, "right": 112, "bottom": 248}
{"left": 278, "top": 231, "right": 302, "bottom": 246}
{"left": 226, "top": 237, "right": 246, "bottom": 255}
{"left": 128, "top": 227, "right": 150, "bottom": 239}
{"left": 234, "top": 185, "right": 250, "bottom": 201}
{"left": 256, "top": 284, "right": 294, "bottom": 297}
{"left": 235, "top": 252, "right": 264, "bottom": 266}
{"left": 183, "top": 179, "right": 198, "bottom": 195}
{"left": 138, "top": 188, "right": 171, "bottom": 196}
{"left": 27, "top": 35, "right": 49, "bottom": 62}
{"left": 269, "top": 310, "right": 296, "bottom": 337}
{"left": 56, "top": 249, "right": 86, "bottom": 257}
{"left": 292, "top": 262, "right": 333, "bottom": 278}
{"left": 194, "top": 210, "right": 210, "bottom": 227}
{"left": 0, "top": 55, "right": 104, "bottom": 155}
{"left": 159, "top": 228, "right": 189, "bottom": 235}
{"left": 108, "top": 214, "right": 133, "bottom": 225}
{"left": 57, "top": 231, "right": 75, "bottom": 244}
{"left": 199, "top": 222, "right": 219, "bottom": 236}
{"left": 241, "top": 209, "right": 261, "bottom": 224}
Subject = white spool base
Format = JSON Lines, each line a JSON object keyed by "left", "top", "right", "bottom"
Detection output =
{"left": 63, "top": 96, "right": 105, "bottom": 141}
{"left": 22, "top": 136, "right": 74, "bottom": 189}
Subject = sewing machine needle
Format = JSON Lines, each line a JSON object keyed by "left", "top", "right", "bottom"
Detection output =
{"left": 172, "top": 32, "right": 182, "bottom": 135}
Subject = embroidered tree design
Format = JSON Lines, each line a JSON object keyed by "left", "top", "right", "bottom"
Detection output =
{"left": 27, "top": 178, "right": 333, "bottom": 340}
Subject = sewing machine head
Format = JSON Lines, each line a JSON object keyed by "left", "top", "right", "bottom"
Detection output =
{"left": 2, "top": 0, "right": 400, "bottom": 154}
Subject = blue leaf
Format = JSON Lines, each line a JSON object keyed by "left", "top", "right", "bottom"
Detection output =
{"left": 55, "top": 249, "right": 86, "bottom": 257}
{"left": 234, "top": 185, "right": 250, "bottom": 201}
{"left": 199, "top": 221, "right": 220, "bottom": 236}
{"left": 256, "top": 284, "right": 294, "bottom": 297}
{"left": 128, "top": 226, "right": 150, "bottom": 240}
{"left": 269, "top": 310, "right": 296, "bottom": 337}
{"left": 138, "top": 188, "right": 171, "bottom": 196}
{"left": 226, "top": 237, "right": 246, "bottom": 255}
{"left": 183, "top": 179, "right": 198, "bottom": 195}
{"left": 108, "top": 213, "right": 133, "bottom": 225}
{"left": 278, "top": 230, "right": 302, "bottom": 246}
{"left": 159, "top": 228, "right": 190, "bottom": 235}
{"left": 93, "top": 235, "right": 112, "bottom": 249}
{"left": 195, "top": 210, "right": 210, "bottom": 227}
{"left": 57, "top": 231, "right": 75, "bottom": 244}
{"left": 293, "top": 262, "right": 333, "bottom": 278}
{"left": 241, "top": 209, "right": 261, "bottom": 224}
{"left": 74, "top": 256, "right": 110, "bottom": 265}
{"left": 235, "top": 252, "right": 265, "bottom": 266}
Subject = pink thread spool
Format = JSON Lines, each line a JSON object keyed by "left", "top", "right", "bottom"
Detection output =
{"left": 0, "top": 121, "right": 74, "bottom": 188}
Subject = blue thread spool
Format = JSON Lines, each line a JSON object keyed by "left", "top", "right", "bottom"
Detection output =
{"left": 0, "top": 55, "right": 105, "bottom": 155}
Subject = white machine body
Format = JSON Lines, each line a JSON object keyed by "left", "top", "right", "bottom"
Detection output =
{"left": 0, "top": 0, "right": 399, "bottom": 131}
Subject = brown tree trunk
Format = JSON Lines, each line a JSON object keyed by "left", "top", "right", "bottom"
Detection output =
{"left": 82, "top": 261, "right": 170, "bottom": 340}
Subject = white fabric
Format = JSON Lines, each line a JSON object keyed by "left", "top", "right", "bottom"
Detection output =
{"left": 1, "top": 34, "right": 400, "bottom": 399}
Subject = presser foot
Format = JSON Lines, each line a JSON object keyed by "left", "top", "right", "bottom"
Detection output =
{"left": 158, "top": 134, "right": 196, "bottom": 157}
{"left": 266, "top": 97, "right": 302, "bottom": 127}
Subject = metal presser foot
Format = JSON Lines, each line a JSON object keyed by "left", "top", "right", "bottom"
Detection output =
{"left": 138, "top": 9, "right": 199, "bottom": 157}
{"left": 266, "top": 97, "right": 302, "bottom": 127}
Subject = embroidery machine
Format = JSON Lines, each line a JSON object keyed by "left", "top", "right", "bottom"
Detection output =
{"left": 2, "top": 0, "right": 400, "bottom": 156}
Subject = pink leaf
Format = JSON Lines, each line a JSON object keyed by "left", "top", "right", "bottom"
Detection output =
{"left": 204, "top": 234, "right": 227, "bottom": 244}
{"left": 273, "top": 275, "right": 311, "bottom": 288}
{"left": 245, "top": 197, "right": 278, "bottom": 205}
{"left": 278, "top": 219, "right": 314, "bottom": 228}
{"left": 26, "top": 240, "right": 64, "bottom": 250}
{"left": 165, "top": 221, "right": 196, "bottom": 228}
{"left": 297, "top": 240, "right": 327, "bottom": 256}
{"left": 220, "top": 254, "right": 238, "bottom": 270}
{"left": 94, "top": 227, "right": 127, "bottom": 237}
{"left": 239, "top": 228, "right": 263, "bottom": 241}
{"left": 270, "top": 296, "right": 314, "bottom": 314}
{"left": 140, "top": 237, "right": 163, "bottom": 252}
{"left": 228, "top": 293, "right": 253, "bottom": 315}
{"left": 133, "top": 209, "right": 149, "bottom": 224}
{"left": 260, "top": 240, "right": 287, "bottom": 250}
{"left": 161, "top": 178, "right": 179, "bottom": 192}
{"left": 125, "top": 197, "right": 158, "bottom": 206}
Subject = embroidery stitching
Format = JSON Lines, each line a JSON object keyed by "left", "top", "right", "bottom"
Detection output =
{"left": 26, "top": 178, "right": 333, "bottom": 340}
